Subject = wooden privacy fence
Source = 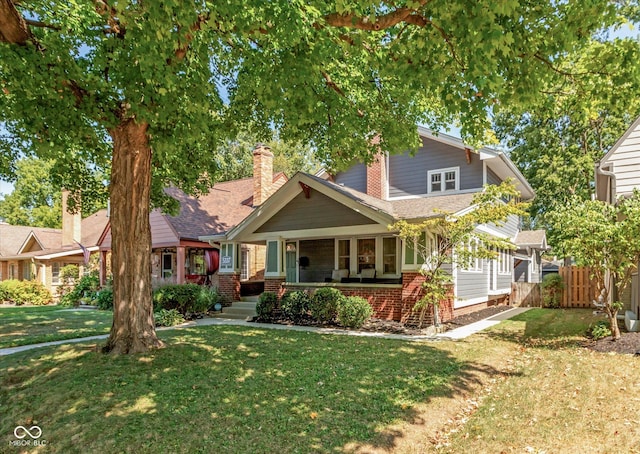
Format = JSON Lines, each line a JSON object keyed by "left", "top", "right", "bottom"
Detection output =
{"left": 558, "top": 266, "right": 598, "bottom": 308}
{"left": 511, "top": 282, "right": 541, "bottom": 307}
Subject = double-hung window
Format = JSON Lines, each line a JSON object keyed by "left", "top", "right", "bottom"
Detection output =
{"left": 427, "top": 167, "right": 459, "bottom": 193}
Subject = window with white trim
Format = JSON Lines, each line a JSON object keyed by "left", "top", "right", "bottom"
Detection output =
{"left": 462, "top": 238, "right": 482, "bottom": 272}
{"left": 240, "top": 248, "right": 250, "bottom": 281}
{"left": 427, "top": 167, "right": 459, "bottom": 193}
{"left": 498, "top": 248, "right": 511, "bottom": 275}
{"left": 52, "top": 262, "right": 60, "bottom": 284}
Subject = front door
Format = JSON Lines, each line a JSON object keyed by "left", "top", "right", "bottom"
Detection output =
{"left": 285, "top": 242, "right": 297, "bottom": 283}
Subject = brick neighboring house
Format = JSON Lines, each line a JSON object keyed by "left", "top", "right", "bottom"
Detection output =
{"left": 0, "top": 193, "right": 109, "bottom": 296}
{"left": 97, "top": 145, "right": 287, "bottom": 294}
{"left": 202, "top": 128, "right": 536, "bottom": 324}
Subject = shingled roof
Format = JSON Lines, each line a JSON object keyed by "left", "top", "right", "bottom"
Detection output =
{"left": 0, "top": 210, "right": 109, "bottom": 259}
{"left": 162, "top": 173, "right": 288, "bottom": 240}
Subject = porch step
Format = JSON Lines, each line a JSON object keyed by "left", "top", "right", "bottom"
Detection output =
{"left": 213, "top": 300, "right": 257, "bottom": 320}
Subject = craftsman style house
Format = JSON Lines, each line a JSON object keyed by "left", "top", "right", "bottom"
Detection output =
{"left": 0, "top": 192, "right": 109, "bottom": 295}
{"left": 97, "top": 145, "right": 287, "bottom": 289}
{"left": 202, "top": 128, "right": 536, "bottom": 323}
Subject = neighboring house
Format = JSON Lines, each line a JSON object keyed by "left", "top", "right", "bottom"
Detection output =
{"left": 201, "top": 128, "right": 536, "bottom": 323}
{"left": 595, "top": 115, "right": 640, "bottom": 318}
{"left": 0, "top": 193, "right": 109, "bottom": 295}
{"left": 97, "top": 145, "right": 287, "bottom": 291}
{"left": 514, "top": 230, "right": 549, "bottom": 283}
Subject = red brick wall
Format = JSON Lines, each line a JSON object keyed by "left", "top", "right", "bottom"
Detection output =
{"left": 366, "top": 153, "right": 387, "bottom": 199}
{"left": 401, "top": 272, "right": 455, "bottom": 325}
{"left": 218, "top": 273, "right": 240, "bottom": 304}
{"left": 265, "top": 277, "right": 286, "bottom": 298}
{"left": 284, "top": 284, "right": 403, "bottom": 320}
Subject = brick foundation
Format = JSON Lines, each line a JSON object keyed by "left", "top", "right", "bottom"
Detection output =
{"left": 286, "top": 283, "right": 403, "bottom": 320}
{"left": 218, "top": 273, "right": 241, "bottom": 304}
{"left": 401, "top": 272, "right": 456, "bottom": 325}
{"left": 265, "top": 277, "right": 286, "bottom": 298}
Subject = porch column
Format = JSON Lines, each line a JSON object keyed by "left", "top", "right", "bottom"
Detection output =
{"left": 99, "top": 250, "right": 109, "bottom": 287}
{"left": 176, "top": 246, "right": 186, "bottom": 284}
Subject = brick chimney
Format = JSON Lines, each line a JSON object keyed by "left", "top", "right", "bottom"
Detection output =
{"left": 366, "top": 152, "right": 387, "bottom": 199}
{"left": 253, "top": 144, "right": 274, "bottom": 206}
{"left": 61, "top": 190, "right": 81, "bottom": 246}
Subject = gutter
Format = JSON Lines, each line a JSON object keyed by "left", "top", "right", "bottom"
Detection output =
{"left": 595, "top": 162, "right": 616, "bottom": 204}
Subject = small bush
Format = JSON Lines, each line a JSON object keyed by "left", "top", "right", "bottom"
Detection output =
{"left": 589, "top": 320, "right": 612, "bottom": 340}
{"left": 153, "top": 283, "right": 203, "bottom": 314}
{"left": 196, "top": 287, "right": 221, "bottom": 312}
{"left": 337, "top": 296, "right": 373, "bottom": 329}
{"left": 280, "top": 291, "right": 311, "bottom": 322}
{"left": 59, "top": 271, "right": 100, "bottom": 307}
{"left": 541, "top": 273, "right": 564, "bottom": 308}
{"left": 256, "top": 292, "right": 278, "bottom": 320}
{"left": 310, "top": 287, "right": 344, "bottom": 323}
{"left": 154, "top": 308, "right": 185, "bottom": 327}
{"left": 0, "top": 279, "right": 52, "bottom": 306}
{"left": 95, "top": 287, "right": 114, "bottom": 310}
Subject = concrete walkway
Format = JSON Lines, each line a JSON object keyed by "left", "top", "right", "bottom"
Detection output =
{"left": 0, "top": 306, "right": 531, "bottom": 356}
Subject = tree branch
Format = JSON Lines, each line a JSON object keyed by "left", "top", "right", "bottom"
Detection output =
{"left": 0, "top": 0, "right": 32, "bottom": 44}
{"left": 324, "top": 2, "right": 431, "bottom": 31}
{"left": 24, "top": 18, "right": 60, "bottom": 31}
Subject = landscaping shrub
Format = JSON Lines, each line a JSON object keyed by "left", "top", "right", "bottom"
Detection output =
{"left": 310, "top": 287, "right": 344, "bottom": 323}
{"left": 59, "top": 271, "right": 100, "bottom": 307}
{"left": 153, "top": 283, "right": 211, "bottom": 314}
{"left": 337, "top": 296, "right": 373, "bottom": 328}
{"left": 589, "top": 320, "right": 612, "bottom": 340}
{"left": 541, "top": 273, "right": 564, "bottom": 308}
{"left": 196, "top": 286, "right": 221, "bottom": 312}
{"left": 280, "top": 290, "right": 311, "bottom": 322}
{"left": 95, "top": 287, "right": 114, "bottom": 310}
{"left": 154, "top": 308, "right": 185, "bottom": 327}
{"left": 0, "top": 279, "right": 52, "bottom": 306}
{"left": 256, "top": 292, "right": 278, "bottom": 320}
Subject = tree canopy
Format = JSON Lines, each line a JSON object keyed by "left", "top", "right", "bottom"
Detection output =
{"left": 548, "top": 192, "right": 640, "bottom": 340}
{"left": 216, "top": 131, "right": 322, "bottom": 182}
{"left": 0, "top": 0, "right": 629, "bottom": 353}
{"left": 494, "top": 36, "right": 640, "bottom": 246}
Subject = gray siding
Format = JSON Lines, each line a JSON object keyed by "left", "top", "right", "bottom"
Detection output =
{"left": 514, "top": 260, "right": 528, "bottom": 283}
{"left": 388, "top": 137, "right": 484, "bottom": 198}
{"left": 486, "top": 168, "right": 501, "bottom": 186}
{"left": 256, "top": 190, "right": 376, "bottom": 233}
{"left": 497, "top": 269, "right": 512, "bottom": 290}
{"left": 456, "top": 262, "right": 488, "bottom": 301}
{"left": 334, "top": 163, "right": 367, "bottom": 193}
{"left": 489, "top": 214, "right": 520, "bottom": 240}
{"left": 299, "top": 239, "right": 334, "bottom": 282}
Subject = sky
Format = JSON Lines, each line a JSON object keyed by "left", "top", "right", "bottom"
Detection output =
{"left": 0, "top": 23, "right": 637, "bottom": 198}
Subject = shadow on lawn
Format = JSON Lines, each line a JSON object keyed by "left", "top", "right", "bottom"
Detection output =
{"left": 481, "top": 308, "right": 597, "bottom": 350}
{"left": 1, "top": 326, "right": 520, "bottom": 453}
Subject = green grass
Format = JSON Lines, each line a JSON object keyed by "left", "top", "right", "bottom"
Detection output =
{"left": 0, "top": 305, "right": 112, "bottom": 348}
{"left": 1, "top": 326, "right": 470, "bottom": 453}
{"left": 2, "top": 308, "right": 637, "bottom": 453}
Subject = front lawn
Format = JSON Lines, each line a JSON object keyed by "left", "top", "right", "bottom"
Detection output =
{"left": 2, "top": 309, "right": 638, "bottom": 453}
{"left": 0, "top": 306, "right": 112, "bottom": 348}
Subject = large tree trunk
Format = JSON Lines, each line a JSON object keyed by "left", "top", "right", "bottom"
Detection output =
{"left": 102, "top": 118, "right": 164, "bottom": 354}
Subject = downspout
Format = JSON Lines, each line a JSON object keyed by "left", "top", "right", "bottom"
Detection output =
{"left": 595, "top": 162, "right": 616, "bottom": 204}
{"left": 595, "top": 162, "right": 618, "bottom": 304}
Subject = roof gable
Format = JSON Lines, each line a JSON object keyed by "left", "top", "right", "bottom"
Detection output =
{"left": 600, "top": 116, "right": 640, "bottom": 165}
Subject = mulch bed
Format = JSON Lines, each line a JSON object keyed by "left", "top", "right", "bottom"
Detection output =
{"left": 254, "top": 305, "right": 515, "bottom": 336}
{"left": 585, "top": 330, "right": 640, "bottom": 355}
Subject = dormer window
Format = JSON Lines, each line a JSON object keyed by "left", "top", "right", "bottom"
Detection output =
{"left": 428, "top": 167, "right": 459, "bottom": 193}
